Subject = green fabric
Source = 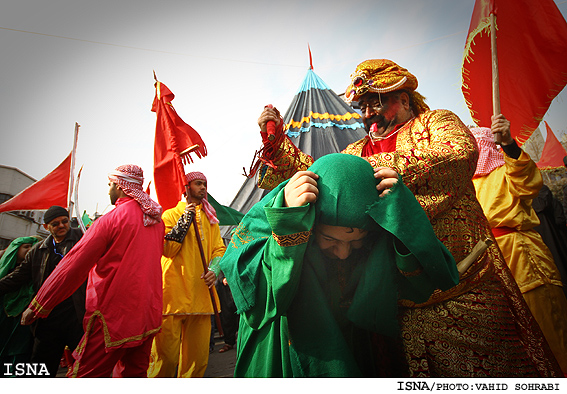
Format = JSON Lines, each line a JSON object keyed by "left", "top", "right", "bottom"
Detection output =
{"left": 208, "top": 256, "right": 222, "bottom": 276}
{"left": 286, "top": 242, "right": 380, "bottom": 377}
{"left": 82, "top": 210, "right": 93, "bottom": 227}
{"left": 220, "top": 153, "right": 459, "bottom": 377}
{"left": 310, "top": 153, "right": 379, "bottom": 231}
{"left": 0, "top": 237, "right": 37, "bottom": 363}
{"left": 207, "top": 193, "right": 244, "bottom": 226}
{"left": 0, "top": 310, "right": 33, "bottom": 359}
{"left": 0, "top": 236, "right": 39, "bottom": 317}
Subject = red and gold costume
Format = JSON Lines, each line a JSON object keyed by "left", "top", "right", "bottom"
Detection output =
{"left": 251, "top": 59, "right": 562, "bottom": 377}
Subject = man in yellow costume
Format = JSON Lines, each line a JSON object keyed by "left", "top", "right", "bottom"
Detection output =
{"left": 472, "top": 115, "right": 567, "bottom": 374}
{"left": 148, "top": 171, "right": 226, "bottom": 378}
{"left": 250, "top": 59, "right": 562, "bottom": 376}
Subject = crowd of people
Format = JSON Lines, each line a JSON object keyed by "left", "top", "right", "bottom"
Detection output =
{"left": 1, "top": 58, "right": 567, "bottom": 378}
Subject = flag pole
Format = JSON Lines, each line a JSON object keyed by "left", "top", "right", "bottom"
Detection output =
{"left": 490, "top": 12, "right": 502, "bottom": 145}
{"left": 152, "top": 76, "right": 221, "bottom": 334}
{"left": 67, "top": 122, "right": 80, "bottom": 212}
{"left": 178, "top": 145, "right": 224, "bottom": 337}
{"left": 73, "top": 166, "right": 87, "bottom": 234}
{"left": 186, "top": 186, "right": 224, "bottom": 337}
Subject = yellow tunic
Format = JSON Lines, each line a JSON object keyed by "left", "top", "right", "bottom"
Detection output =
{"left": 148, "top": 201, "right": 227, "bottom": 377}
{"left": 473, "top": 151, "right": 567, "bottom": 372}
{"left": 161, "top": 201, "right": 225, "bottom": 314}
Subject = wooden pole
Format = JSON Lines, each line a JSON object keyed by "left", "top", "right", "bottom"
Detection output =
{"left": 177, "top": 144, "right": 224, "bottom": 337}
{"left": 184, "top": 185, "right": 224, "bottom": 337}
{"left": 154, "top": 72, "right": 224, "bottom": 337}
{"left": 491, "top": 12, "right": 502, "bottom": 145}
{"left": 68, "top": 122, "right": 80, "bottom": 211}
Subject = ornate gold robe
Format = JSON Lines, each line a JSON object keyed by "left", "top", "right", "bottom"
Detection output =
{"left": 255, "top": 109, "right": 561, "bottom": 377}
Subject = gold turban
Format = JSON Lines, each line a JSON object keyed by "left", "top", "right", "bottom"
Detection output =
{"left": 345, "top": 59, "right": 429, "bottom": 114}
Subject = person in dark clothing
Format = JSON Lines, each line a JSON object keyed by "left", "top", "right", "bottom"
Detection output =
{"left": 563, "top": 156, "right": 567, "bottom": 222}
{"left": 215, "top": 270, "right": 239, "bottom": 353}
{"left": 0, "top": 236, "right": 39, "bottom": 374}
{"left": 0, "top": 206, "right": 85, "bottom": 377}
{"left": 533, "top": 184, "right": 567, "bottom": 297}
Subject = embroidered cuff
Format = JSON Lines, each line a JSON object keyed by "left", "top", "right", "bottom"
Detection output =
{"left": 164, "top": 210, "right": 194, "bottom": 243}
{"left": 394, "top": 243, "right": 436, "bottom": 303}
{"left": 394, "top": 239, "right": 423, "bottom": 277}
{"left": 30, "top": 298, "right": 52, "bottom": 318}
{"left": 272, "top": 230, "right": 312, "bottom": 247}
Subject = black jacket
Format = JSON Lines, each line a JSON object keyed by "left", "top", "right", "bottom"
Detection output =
{"left": 0, "top": 227, "right": 86, "bottom": 321}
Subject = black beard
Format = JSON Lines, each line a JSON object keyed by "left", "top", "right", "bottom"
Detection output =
{"left": 364, "top": 115, "right": 385, "bottom": 132}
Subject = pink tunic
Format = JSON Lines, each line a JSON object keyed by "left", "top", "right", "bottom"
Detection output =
{"left": 30, "top": 197, "right": 164, "bottom": 349}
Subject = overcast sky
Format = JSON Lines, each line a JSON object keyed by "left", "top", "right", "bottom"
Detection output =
{"left": 1, "top": 0, "right": 566, "bottom": 217}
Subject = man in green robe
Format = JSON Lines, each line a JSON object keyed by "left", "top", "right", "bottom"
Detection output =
{"left": 220, "top": 153, "right": 459, "bottom": 377}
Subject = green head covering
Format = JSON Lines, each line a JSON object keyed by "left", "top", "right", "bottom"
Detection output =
{"left": 0, "top": 236, "right": 40, "bottom": 317}
{"left": 221, "top": 153, "right": 459, "bottom": 376}
{"left": 222, "top": 153, "right": 458, "bottom": 336}
{"left": 309, "top": 153, "right": 379, "bottom": 231}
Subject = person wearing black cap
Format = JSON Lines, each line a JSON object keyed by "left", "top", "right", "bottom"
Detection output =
{"left": 0, "top": 205, "right": 85, "bottom": 377}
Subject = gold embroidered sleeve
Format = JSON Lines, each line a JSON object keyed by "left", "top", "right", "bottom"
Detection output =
{"left": 365, "top": 110, "right": 478, "bottom": 220}
{"left": 257, "top": 136, "right": 314, "bottom": 190}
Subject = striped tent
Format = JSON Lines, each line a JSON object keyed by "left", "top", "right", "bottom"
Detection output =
{"left": 283, "top": 67, "right": 366, "bottom": 159}
{"left": 221, "top": 66, "right": 367, "bottom": 239}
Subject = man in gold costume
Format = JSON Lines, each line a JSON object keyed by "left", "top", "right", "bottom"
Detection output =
{"left": 472, "top": 115, "right": 567, "bottom": 374}
{"left": 251, "top": 59, "right": 562, "bottom": 377}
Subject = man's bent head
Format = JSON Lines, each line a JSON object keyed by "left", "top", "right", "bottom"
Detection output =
{"left": 315, "top": 224, "right": 368, "bottom": 260}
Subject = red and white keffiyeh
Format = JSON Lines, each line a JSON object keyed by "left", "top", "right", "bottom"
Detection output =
{"left": 471, "top": 127, "right": 505, "bottom": 177}
{"left": 185, "top": 171, "right": 219, "bottom": 224}
{"left": 108, "top": 164, "right": 163, "bottom": 226}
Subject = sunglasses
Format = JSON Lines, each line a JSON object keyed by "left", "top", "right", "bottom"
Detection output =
{"left": 49, "top": 218, "right": 69, "bottom": 227}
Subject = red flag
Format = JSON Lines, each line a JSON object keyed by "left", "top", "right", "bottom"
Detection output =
{"left": 536, "top": 122, "right": 567, "bottom": 169}
{"left": 0, "top": 153, "right": 71, "bottom": 213}
{"left": 152, "top": 81, "right": 207, "bottom": 211}
{"left": 462, "top": 0, "right": 567, "bottom": 145}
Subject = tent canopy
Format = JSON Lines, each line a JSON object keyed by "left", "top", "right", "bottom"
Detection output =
{"left": 221, "top": 67, "right": 367, "bottom": 239}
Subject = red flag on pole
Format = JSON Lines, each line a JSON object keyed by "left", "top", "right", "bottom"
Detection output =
{"left": 536, "top": 122, "right": 567, "bottom": 169}
{"left": 0, "top": 153, "right": 72, "bottom": 214}
{"left": 462, "top": 0, "right": 567, "bottom": 145}
{"left": 152, "top": 80, "right": 207, "bottom": 211}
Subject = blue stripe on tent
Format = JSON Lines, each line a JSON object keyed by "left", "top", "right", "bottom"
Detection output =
{"left": 287, "top": 122, "right": 366, "bottom": 138}
{"left": 296, "top": 68, "right": 331, "bottom": 93}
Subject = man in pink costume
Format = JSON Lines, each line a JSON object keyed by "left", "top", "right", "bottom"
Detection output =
{"left": 21, "top": 164, "right": 165, "bottom": 377}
